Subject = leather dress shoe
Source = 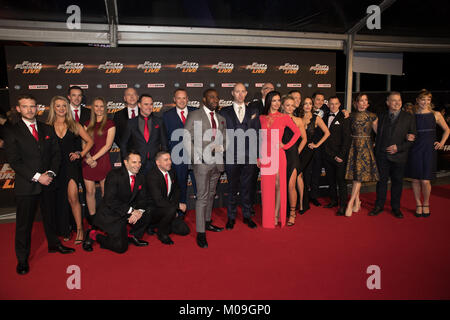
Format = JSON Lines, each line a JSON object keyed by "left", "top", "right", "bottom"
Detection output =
{"left": 392, "top": 209, "right": 404, "bottom": 219}
{"left": 196, "top": 233, "right": 208, "bottom": 248}
{"left": 83, "top": 229, "right": 94, "bottom": 252}
{"left": 336, "top": 207, "right": 346, "bottom": 216}
{"left": 205, "top": 222, "right": 223, "bottom": 232}
{"left": 128, "top": 235, "right": 149, "bottom": 246}
{"left": 226, "top": 219, "right": 235, "bottom": 230}
{"left": 48, "top": 244, "right": 75, "bottom": 254}
{"left": 310, "top": 198, "right": 321, "bottom": 207}
{"left": 158, "top": 234, "right": 174, "bottom": 245}
{"left": 243, "top": 217, "right": 257, "bottom": 229}
{"left": 369, "top": 206, "right": 383, "bottom": 216}
{"left": 324, "top": 201, "right": 338, "bottom": 208}
{"left": 16, "top": 261, "right": 29, "bottom": 275}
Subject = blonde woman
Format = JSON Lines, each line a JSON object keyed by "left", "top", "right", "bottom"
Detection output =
{"left": 405, "top": 89, "right": 449, "bottom": 217}
{"left": 281, "top": 95, "right": 307, "bottom": 226}
{"left": 47, "top": 96, "right": 93, "bottom": 243}
{"left": 82, "top": 97, "right": 116, "bottom": 222}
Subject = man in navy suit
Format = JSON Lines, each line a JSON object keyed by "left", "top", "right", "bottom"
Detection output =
{"left": 120, "top": 94, "right": 168, "bottom": 175}
{"left": 219, "top": 83, "right": 259, "bottom": 230}
{"left": 163, "top": 89, "right": 197, "bottom": 217}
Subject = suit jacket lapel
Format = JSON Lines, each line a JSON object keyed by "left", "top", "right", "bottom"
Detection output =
{"left": 19, "top": 119, "right": 39, "bottom": 145}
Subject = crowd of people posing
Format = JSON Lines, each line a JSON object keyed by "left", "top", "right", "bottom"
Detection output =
{"left": 2, "top": 83, "right": 449, "bottom": 275}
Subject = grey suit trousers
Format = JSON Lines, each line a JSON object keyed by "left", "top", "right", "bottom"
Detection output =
{"left": 193, "top": 163, "right": 221, "bottom": 232}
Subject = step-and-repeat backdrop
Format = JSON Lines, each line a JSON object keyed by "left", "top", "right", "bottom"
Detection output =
{"left": 1, "top": 46, "right": 336, "bottom": 209}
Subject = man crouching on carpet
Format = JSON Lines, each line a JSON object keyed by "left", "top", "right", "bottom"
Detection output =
{"left": 83, "top": 150, "right": 151, "bottom": 253}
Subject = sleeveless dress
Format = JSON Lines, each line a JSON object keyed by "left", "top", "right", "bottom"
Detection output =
{"left": 298, "top": 114, "right": 317, "bottom": 173}
{"left": 282, "top": 119, "right": 301, "bottom": 180}
{"left": 345, "top": 111, "right": 379, "bottom": 182}
{"left": 259, "top": 112, "right": 301, "bottom": 228}
{"left": 82, "top": 120, "right": 115, "bottom": 181}
{"left": 54, "top": 128, "right": 82, "bottom": 237}
{"left": 405, "top": 113, "right": 437, "bottom": 180}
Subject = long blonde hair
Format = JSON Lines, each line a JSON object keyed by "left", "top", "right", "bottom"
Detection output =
{"left": 86, "top": 97, "right": 108, "bottom": 136}
{"left": 414, "top": 89, "right": 435, "bottom": 113}
{"left": 47, "top": 96, "right": 79, "bottom": 135}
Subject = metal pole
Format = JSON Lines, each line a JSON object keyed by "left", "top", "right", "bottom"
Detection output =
{"left": 355, "top": 72, "right": 361, "bottom": 92}
{"left": 345, "top": 33, "right": 354, "bottom": 111}
{"left": 386, "top": 74, "right": 391, "bottom": 91}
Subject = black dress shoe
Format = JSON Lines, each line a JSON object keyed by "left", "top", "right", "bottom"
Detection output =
{"left": 226, "top": 219, "right": 235, "bottom": 230}
{"left": 310, "top": 198, "right": 321, "bottom": 207}
{"left": 205, "top": 222, "right": 223, "bottom": 232}
{"left": 82, "top": 229, "right": 94, "bottom": 252}
{"left": 336, "top": 207, "right": 346, "bottom": 216}
{"left": 158, "top": 234, "right": 174, "bottom": 245}
{"left": 324, "top": 201, "right": 338, "bottom": 208}
{"left": 392, "top": 209, "right": 404, "bottom": 219}
{"left": 16, "top": 261, "right": 29, "bottom": 275}
{"left": 48, "top": 244, "right": 75, "bottom": 254}
{"left": 196, "top": 233, "right": 208, "bottom": 248}
{"left": 369, "top": 206, "right": 383, "bottom": 216}
{"left": 243, "top": 217, "right": 257, "bottom": 229}
{"left": 128, "top": 235, "right": 149, "bottom": 246}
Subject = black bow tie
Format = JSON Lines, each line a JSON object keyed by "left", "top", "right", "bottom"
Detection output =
{"left": 330, "top": 113, "right": 337, "bottom": 117}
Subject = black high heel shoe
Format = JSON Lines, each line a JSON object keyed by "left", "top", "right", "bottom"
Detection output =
{"left": 414, "top": 205, "right": 422, "bottom": 217}
{"left": 422, "top": 205, "right": 430, "bottom": 217}
{"left": 287, "top": 207, "right": 296, "bottom": 226}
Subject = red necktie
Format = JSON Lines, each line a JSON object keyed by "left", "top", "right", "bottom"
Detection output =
{"left": 30, "top": 124, "right": 39, "bottom": 141}
{"left": 164, "top": 173, "right": 169, "bottom": 195}
{"left": 74, "top": 109, "right": 80, "bottom": 122}
{"left": 180, "top": 111, "right": 186, "bottom": 125}
{"left": 131, "top": 109, "right": 136, "bottom": 119}
{"left": 130, "top": 174, "right": 136, "bottom": 192}
{"left": 144, "top": 117, "right": 150, "bottom": 142}
{"left": 210, "top": 112, "right": 217, "bottom": 139}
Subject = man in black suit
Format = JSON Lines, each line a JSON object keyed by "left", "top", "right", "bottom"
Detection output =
{"left": 146, "top": 151, "right": 190, "bottom": 245}
{"left": 322, "top": 97, "right": 351, "bottom": 215}
{"left": 83, "top": 151, "right": 151, "bottom": 253}
{"left": 67, "top": 86, "right": 90, "bottom": 125}
{"left": 113, "top": 87, "right": 140, "bottom": 146}
{"left": 120, "top": 94, "right": 168, "bottom": 175}
{"left": 370, "top": 92, "right": 417, "bottom": 218}
{"left": 219, "top": 83, "right": 258, "bottom": 230}
{"left": 4, "top": 94, "right": 74, "bottom": 275}
{"left": 289, "top": 90, "right": 302, "bottom": 117}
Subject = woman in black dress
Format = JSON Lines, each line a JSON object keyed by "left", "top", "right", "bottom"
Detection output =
{"left": 47, "top": 96, "right": 93, "bottom": 244}
{"left": 298, "top": 97, "right": 330, "bottom": 214}
{"left": 281, "top": 95, "right": 307, "bottom": 226}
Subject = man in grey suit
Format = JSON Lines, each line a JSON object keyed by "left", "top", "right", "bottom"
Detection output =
{"left": 184, "top": 89, "right": 227, "bottom": 248}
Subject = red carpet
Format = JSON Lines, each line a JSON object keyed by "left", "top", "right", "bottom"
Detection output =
{"left": 1, "top": 186, "right": 450, "bottom": 300}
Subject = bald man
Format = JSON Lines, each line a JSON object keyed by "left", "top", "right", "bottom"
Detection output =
{"left": 219, "top": 83, "right": 259, "bottom": 229}
{"left": 113, "top": 88, "right": 140, "bottom": 146}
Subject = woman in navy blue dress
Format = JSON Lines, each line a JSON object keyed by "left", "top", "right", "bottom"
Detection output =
{"left": 406, "top": 90, "right": 449, "bottom": 217}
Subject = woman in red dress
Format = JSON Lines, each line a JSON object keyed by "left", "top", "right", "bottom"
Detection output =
{"left": 82, "top": 97, "right": 116, "bottom": 219}
{"left": 258, "top": 91, "right": 301, "bottom": 228}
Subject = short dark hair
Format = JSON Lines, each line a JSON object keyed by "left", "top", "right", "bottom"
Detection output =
{"left": 139, "top": 94, "right": 153, "bottom": 102}
{"left": 173, "top": 88, "right": 187, "bottom": 96}
{"left": 203, "top": 88, "right": 217, "bottom": 98}
{"left": 312, "top": 92, "right": 325, "bottom": 100}
{"left": 328, "top": 96, "right": 339, "bottom": 102}
{"left": 68, "top": 85, "right": 83, "bottom": 95}
{"left": 17, "top": 94, "right": 37, "bottom": 105}
{"left": 155, "top": 151, "right": 170, "bottom": 161}
{"left": 124, "top": 150, "right": 141, "bottom": 162}
{"left": 288, "top": 90, "right": 301, "bottom": 95}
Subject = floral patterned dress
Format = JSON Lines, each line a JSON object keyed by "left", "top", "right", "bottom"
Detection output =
{"left": 345, "top": 111, "right": 379, "bottom": 182}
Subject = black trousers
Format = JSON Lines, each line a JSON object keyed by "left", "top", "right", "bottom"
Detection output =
{"left": 225, "top": 163, "right": 256, "bottom": 219}
{"left": 15, "top": 190, "right": 60, "bottom": 263}
{"left": 323, "top": 155, "right": 348, "bottom": 208}
{"left": 96, "top": 213, "right": 152, "bottom": 254}
{"left": 310, "top": 148, "right": 324, "bottom": 199}
{"left": 375, "top": 153, "right": 406, "bottom": 210}
{"left": 148, "top": 206, "right": 190, "bottom": 236}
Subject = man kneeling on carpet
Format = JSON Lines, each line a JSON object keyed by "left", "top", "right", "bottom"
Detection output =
{"left": 83, "top": 150, "right": 151, "bottom": 253}
{"left": 145, "top": 151, "right": 190, "bottom": 245}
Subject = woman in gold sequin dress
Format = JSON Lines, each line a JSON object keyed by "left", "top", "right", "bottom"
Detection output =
{"left": 345, "top": 93, "right": 379, "bottom": 217}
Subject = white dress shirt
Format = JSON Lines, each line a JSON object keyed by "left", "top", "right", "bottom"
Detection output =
{"left": 176, "top": 107, "right": 188, "bottom": 123}
{"left": 202, "top": 106, "right": 219, "bottom": 129}
{"left": 127, "top": 170, "right": 145, "bottom": 214}
{"left": 70, "top": 104, "right": 81, "bottom": 121}
{"left": 233, "top": 102, "right": 245, "bottom": 123}
{"left": 127, "top": 105, "right": 139, "bottom": 119}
